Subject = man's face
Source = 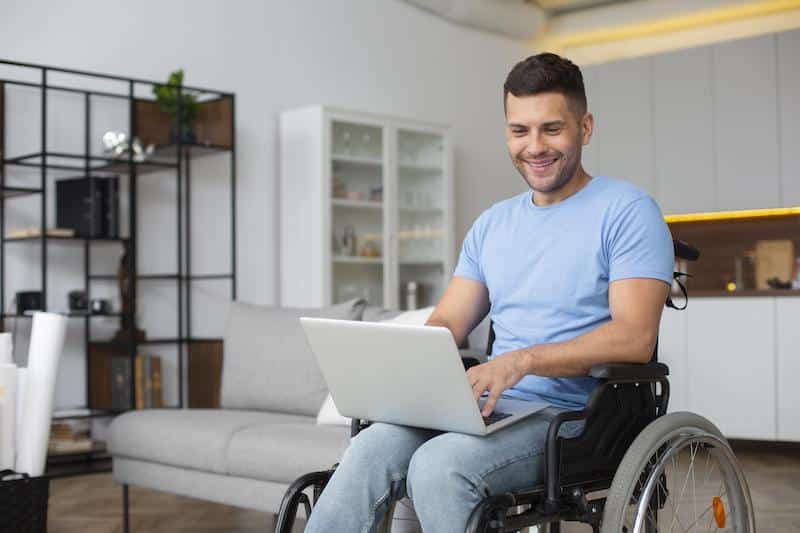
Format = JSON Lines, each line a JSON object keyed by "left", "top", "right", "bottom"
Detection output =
{"left": 505, "top": 92, "right": 593, "bottom": 196}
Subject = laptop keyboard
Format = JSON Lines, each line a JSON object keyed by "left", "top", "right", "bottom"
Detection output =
{"left": 482, "top": 411, "right": 512, "bottom": 426}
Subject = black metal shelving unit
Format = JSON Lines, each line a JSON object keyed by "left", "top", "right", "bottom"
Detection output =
{"left": 0, "top": 59, "right": 237, "bottom": 477}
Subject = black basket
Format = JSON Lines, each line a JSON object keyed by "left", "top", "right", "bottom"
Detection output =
{"left": 0, "top": 470, "right": 49, "bottom": 533}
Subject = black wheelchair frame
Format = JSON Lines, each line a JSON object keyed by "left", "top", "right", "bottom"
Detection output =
{"left": 275, "top": 240, "right": 698, "bottom": 533}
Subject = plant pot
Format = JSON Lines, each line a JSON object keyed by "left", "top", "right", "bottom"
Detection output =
{"left": 170, "top": 123, "right": 196, "bottom": 144}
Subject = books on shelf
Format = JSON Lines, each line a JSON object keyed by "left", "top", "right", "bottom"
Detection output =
{"left": 134, "top": 354, "right": 163, "bottom": 409}
{"left": 48, "top": 418, "right": 93, "bottom": 455}
{"left": 108, "top": 354, "right": 163, "bottom": 410}
{"left": 7, "top": 227, "right": 76, "bottom": 239}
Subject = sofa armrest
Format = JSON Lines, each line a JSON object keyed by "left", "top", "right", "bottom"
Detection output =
{"left": 588, "top": 362, "right": 669, "bottom": 380}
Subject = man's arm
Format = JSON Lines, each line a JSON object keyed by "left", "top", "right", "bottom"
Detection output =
{"left": 425, "top": 277, "right": 491, "bottom": 348}
{"left": 468, "top": 277, "right": 669, "bottom": 416}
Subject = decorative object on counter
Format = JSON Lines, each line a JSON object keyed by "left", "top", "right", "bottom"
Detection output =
{"left": 67, "top": 290, "right": 87, "bottom": 312}
{"left": 152, "top": 69, "right": 198, "bottom": 143}
{"left": 90, "top": 299, "right": 111, "bottom": 315}
{"left": 113, "top": 242, "right": 146, "bottom": 343}
{"left": 341, "top": 225, "right": 357, "bottom": 257}
{"left": 767, "top": 277, "right": 793, "bottom": 290}
{"left": 345, "top": 190, "right": 365, "bottom": 201}
{"left": 15, "top": 292, "right": 42, "bottom": 316}
{"left": 405, "top": 281, "right": 418, "bottom": 310}
{"left": 793, "top": 257, "right": 800, "bottom": 289}
{"left": 101, "top": 131, "right": 154, "bottom": 162}
{"left": 332, "top": 176, "right": 346, "bottom": 199}
{"left": 358, "top": 239, "right": 381, "bottom": 258}
{"left": 754, "top": 240, "right": 794, "bottom": 290}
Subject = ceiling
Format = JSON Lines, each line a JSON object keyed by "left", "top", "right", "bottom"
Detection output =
{"left": 530, "top": 0, "right": 638, "bottom": 16}
{"left": 401, "top": 0, "right": 641, "bottom": 40}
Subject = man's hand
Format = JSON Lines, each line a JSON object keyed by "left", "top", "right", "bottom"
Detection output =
{"left": 466, "top": 351, "right": 529, "bottom": 416}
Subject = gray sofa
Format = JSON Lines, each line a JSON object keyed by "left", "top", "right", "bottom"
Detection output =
{"left": 109, "top": 298, "right": 488, "bottom": 527}
{"left": 109, "top": 299, "right": 366, "bottom": 518}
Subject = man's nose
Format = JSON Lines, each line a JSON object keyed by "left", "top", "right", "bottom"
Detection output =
{"left": 524, "top": 134, "right": 548, "bottom": 158}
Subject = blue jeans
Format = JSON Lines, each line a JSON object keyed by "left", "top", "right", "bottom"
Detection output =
{"left": 304, "top": 406, "right": 583, "bottom": 533}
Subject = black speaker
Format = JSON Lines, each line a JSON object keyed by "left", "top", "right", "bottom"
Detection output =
{"left": 55, "top": 176, "right": 119, "bottom": 238}
{"left": 16, "top": 291, "right": 43, "bottom": 315}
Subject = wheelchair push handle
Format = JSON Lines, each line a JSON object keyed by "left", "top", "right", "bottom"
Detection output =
{"left": 673, "top": 239, "right": 700, "bottom": 261}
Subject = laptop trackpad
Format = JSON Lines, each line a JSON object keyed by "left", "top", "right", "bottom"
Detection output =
{"left": 478, "top": 397, "right": 549, "bottom": 426}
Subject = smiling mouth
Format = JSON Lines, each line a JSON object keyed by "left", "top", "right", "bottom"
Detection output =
{"left": 524, "top": 157, "right": 559, "bottom": 171}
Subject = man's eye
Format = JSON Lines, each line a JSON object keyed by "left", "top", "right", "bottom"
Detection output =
{"left": 512, "top": 130, "right": 526, "bottom": 136}
{"left": 544, "top": 128, "right": 561, "bottom": 135}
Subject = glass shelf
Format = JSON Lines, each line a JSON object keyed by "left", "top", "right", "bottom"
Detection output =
{"left": 332, "top": 255, "right": 382, "bottom": 264}
{"left": 0, "top": 186, "right": 43, "bottom": 199}
{"left": 332, "top": 154, "right": 382, "bottom": 166}
{"left": 332, "top": 198, "right": 383, "bottom": 210}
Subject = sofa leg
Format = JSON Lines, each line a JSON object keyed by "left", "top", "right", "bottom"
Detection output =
{"left": 122, "top": 484, "right": 130, "bottom": 533}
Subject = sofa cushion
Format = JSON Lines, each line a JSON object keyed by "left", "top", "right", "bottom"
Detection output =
{"left": 109, "top": 409, "right": 311, "bottom": 474}
{"left": 226, "top": 422, "right": 351, "bottom": 484}
{"left": 221, "top": 299, "right": 366, "bottom": 416}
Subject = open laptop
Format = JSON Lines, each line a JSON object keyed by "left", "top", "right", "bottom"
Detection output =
{"left": 300, "top": 317, "right": 549, "bottom": 436}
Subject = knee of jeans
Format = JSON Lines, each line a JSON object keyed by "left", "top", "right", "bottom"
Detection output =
{"left": 344, "top": 423, "right": 414, "bottom": 472}
{"left": 406, "top": 439, "right": 478, "bottom": 502}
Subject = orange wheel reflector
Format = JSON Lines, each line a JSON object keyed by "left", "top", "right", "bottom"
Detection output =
{"left": 713, "top": 496, "right": 727, "bottom": 528}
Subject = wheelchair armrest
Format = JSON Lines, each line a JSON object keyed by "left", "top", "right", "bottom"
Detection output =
{"left": 588, "top": 362, "right": 669, "bottom": 381}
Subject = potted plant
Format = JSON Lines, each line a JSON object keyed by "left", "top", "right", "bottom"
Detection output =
{"left": 152, "top": 69, "right": 198, "bottom": 144}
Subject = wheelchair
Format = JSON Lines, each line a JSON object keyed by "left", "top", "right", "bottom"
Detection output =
{"left": 275, "top": 240, "right": 756, "bottom": 532}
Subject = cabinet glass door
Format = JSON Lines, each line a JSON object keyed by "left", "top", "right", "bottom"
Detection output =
{"left": 396, "top": 129, "right": 446, "bottom": 310}
{"left": 330, "top": 120, "right": 385, "bottom": 306}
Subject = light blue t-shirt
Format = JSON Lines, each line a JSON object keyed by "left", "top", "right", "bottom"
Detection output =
{"left": 454, "top": 176, "right": 674, "bottom": 409}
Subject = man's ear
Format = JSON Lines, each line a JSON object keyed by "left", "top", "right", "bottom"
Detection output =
{"left": 581, "top": 112, "right": 595, "bottom": 146}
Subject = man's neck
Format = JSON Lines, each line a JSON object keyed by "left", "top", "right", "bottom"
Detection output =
{"left": 532, "top": 168, "right": 592, "bottom": 207}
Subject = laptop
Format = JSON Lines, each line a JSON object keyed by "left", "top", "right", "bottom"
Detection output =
{"left": 300, "top": 317, "right": 550, "bottom": 436}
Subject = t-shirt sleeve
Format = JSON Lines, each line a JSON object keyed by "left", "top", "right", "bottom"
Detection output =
{"left": 453, "top": 215, "right": 487, "bottom": 284}
{"left": 607, "top": 196, "right": 674, "bottom": 284}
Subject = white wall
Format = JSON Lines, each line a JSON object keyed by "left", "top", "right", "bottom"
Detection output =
{"left": 0, "top": 0, "right": 525, "bottom": 408}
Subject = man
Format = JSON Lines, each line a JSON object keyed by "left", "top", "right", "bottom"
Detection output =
{"left": 305, "top": 52, "right": 674, "bottom": 533}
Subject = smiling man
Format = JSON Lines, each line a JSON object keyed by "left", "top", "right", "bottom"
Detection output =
{"left": 305, "top": 53, "right": 674, "bottom": 533}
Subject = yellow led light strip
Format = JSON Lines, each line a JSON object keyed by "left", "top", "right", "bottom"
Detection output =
{"left": 547, "top": 0, "right": 800, "bottom": 50}
{"left": 665, "top": 206, "right": 800, "bottom": 224}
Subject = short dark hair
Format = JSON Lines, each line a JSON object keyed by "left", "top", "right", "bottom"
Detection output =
{"left": 504, "top": 53, "right": 587, "bottom": 117}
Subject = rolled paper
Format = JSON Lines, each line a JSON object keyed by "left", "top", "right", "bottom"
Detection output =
{"left": 15, "top": 312, "right": 67, "bottom": 476}
{"left": 0, "top": 364, "right": 17, "bottom": 470}
{"left": 0, "top": 333, "right": 12, "bottom": 365}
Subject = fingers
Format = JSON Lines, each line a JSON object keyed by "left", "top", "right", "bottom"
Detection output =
{"left": 482, "top": 387, "right": 501, "bottom": 417}
{"left": 471, "top": 377, "right": 487, "bottom": 402}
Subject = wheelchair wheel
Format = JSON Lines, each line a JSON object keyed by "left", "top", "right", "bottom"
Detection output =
{"left": 601, "top": 412, "right": 755, "bottom": 533}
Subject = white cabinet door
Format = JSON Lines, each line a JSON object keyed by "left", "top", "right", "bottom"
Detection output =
{"left": 653, "top": 46, "right": 715, "bottom": 214}
{"left": 687, "top": 298, "right": 776, "bottom": 439}
{"left": 712, "top": 35, "right": 780, "bottom": 210}
{"left": 658, "top": 308, "right": 688, "bottom": 413}
{"left": 587, "top": 57, "right": 655, "bottom": 195}
{"left": 778, "top": 29, "right": 800, "bottom": 207}
{"left": 776, "top": 297, "right": 800, "bottom": 441}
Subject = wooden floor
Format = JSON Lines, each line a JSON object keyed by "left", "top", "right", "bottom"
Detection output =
{"left": 48, "top": 444, "right": 800, "bottom": 532}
